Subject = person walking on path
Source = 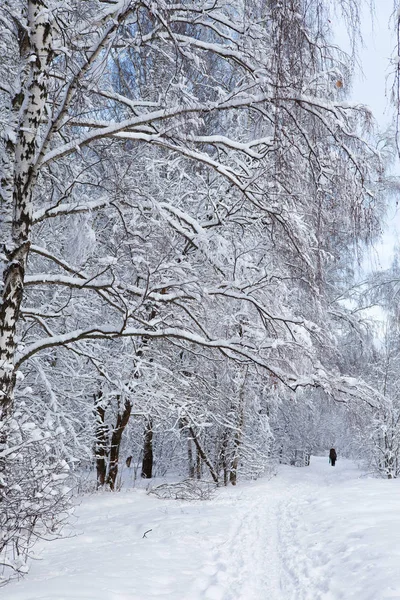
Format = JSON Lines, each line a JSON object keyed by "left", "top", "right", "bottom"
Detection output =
{"left": 329, "top": 448, "right": 337, "bottom": 466}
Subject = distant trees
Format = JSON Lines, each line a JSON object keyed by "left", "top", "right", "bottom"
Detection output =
{"left": 0, "top": 0, "right": 388, "bottom": 581}
{"left": 353, "top": 258, "right": 400, "bottom": 478}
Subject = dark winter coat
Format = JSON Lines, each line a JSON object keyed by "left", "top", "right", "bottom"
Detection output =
{"left": 329, "top": 448, "right": 337, "bottom": 462}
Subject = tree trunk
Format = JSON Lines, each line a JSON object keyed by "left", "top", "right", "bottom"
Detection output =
{"left": 188, "top": 426, "right": 218, "bottom": 483}
{"left": 106, "top": 397, "right": 132, "bottom": 490}
{"left": 179, "top": 418, "right": 195, "bottom": 478}
{"left": 94, "top": 392, "right": 108, "bottom": 488}
{"left": 196, "top": 447, "right": 202, "bottom": 479}
{"left": 229, "top": 370, "right": 247, "bottom": 486}
{"left": 229, "top": 433, "right": 241, "bottom": 485}
{"left": 141, "top": 418, "right": 153, "bottom": 479}
{"left": 219, "top": 429, "right": 230, "bottom": 486}
{"left": 187, "top": 436, "right": 195, "bottom": 478}
{"left": 0, "top": 0, "right": 53, "bottom": 455}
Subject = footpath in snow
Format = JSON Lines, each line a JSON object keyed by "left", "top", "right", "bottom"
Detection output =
{"left": 6, "top": 457, "right": 400, "bottom": 600}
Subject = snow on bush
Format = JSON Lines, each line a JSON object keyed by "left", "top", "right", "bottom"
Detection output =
{"left": 0, "top": 409, "right": 71, "bottom": 586}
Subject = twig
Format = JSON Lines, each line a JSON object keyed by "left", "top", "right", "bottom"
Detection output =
{"left": 142, "top": 529, "right": 152, "bottom": 538}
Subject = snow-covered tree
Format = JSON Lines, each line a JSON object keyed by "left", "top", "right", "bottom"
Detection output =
{"left": 0, "top": 0, "right": 388, "bottom": 580}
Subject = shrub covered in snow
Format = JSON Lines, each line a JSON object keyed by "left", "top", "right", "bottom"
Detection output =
{"left": 0, "top": 411, "right": 71, "bottom": 585}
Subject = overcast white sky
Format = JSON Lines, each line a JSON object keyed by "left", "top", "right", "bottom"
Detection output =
{"left": 337, "top": 0, "right": 400, "bottom": 271}
{"left": 349, "top": 1, "right": 395, "bottom": 126}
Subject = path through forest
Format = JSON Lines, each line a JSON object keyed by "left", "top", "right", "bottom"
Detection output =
{"left": 6, "top": 457, "right": 400, "bottom": 600}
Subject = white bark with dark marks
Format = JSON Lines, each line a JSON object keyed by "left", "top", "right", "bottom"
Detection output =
{"left": 0, "top": 0, "right": 52, "bottom": 422}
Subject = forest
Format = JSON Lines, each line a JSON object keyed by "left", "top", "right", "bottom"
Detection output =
{"left": 1, "top": 0, "right": 400, "bottom": 585}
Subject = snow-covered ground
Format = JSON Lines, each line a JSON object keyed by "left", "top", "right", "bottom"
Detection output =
{"left": 6, "top": 457, "right": 400, "bottom": 600}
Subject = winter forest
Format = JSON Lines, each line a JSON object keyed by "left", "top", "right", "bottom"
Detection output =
{"left": 2, "top": 0, "right": 400, "bottom": 594}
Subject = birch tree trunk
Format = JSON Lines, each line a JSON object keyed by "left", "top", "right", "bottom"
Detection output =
{"left": 94, "top": 392, "right": 108, "bottom": 488}
{"left": 0, "top": 0, "right": 52, "bottom": 432}
{"left": 229, "top": 370, "right": 248, "bottom": 486}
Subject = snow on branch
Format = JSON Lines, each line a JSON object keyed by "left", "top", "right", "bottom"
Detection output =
{"left": 32, "top": 197, "right": 113, "bottom": 224}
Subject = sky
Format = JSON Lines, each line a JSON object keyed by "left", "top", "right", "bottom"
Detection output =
{"left": 349, "top": 1, "right": 395, "bottom": 126}
{"left": 337, "top": 0, "right": 400, "bottom": 272}
{"left": 332, "top": 2, "right": 399, "bottom": 328}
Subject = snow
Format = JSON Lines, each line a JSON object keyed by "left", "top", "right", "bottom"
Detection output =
{"left": 6, "top": 457, "right": 400, "bottom": 599}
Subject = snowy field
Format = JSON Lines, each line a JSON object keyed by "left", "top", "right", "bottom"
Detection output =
{"left": 6, "top": 457, "right": 400, "bottom": 600}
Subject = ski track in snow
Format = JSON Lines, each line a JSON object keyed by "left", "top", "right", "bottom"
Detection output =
{"left": 6, "top": 457, "right": 400, "bottom": 600}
